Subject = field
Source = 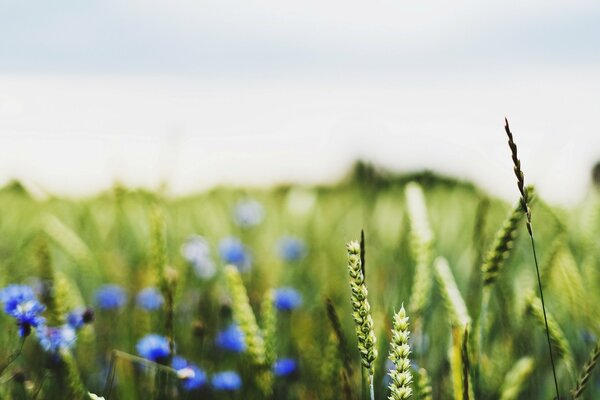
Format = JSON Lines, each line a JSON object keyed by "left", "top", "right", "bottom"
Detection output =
{"left": 0, "top": 162, "right": 599, "bottom": 399}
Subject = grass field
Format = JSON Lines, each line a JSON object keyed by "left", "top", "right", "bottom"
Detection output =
{"left": 0, "top": 162, "right": 599, "bottom": 399}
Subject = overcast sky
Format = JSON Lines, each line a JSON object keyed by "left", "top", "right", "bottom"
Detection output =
{"left": 1, "top": 1, "right": 599, "bottom": 203}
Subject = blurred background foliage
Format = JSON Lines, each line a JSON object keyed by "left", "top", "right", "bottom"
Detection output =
{"left": 0, "top": 162, "right": 599, "bottom": 399}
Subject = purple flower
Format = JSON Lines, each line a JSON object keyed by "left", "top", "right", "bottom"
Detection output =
{"left": 95, "top": 285, "right": 126, "bottom": 310}
{"left": 274, "top": 287, "right": 303, "bottom": 311}
{"left": 277, "top": 236, "right": 306, "bottom": 262}
{"left": 37, "top": 325, "right": 76, "bottom": 353}
{"left": 212, "top": 371, "right": 242, "bottom": 391}
{"left": 136, "top": 334, "right": 170, "bottom": 363}
{"left": 233, "top": 199, "right": 264, "bottom": 227}
{"left": 215, "top": 324, "right": 246, "bottom": 353}
{"left": 219, "top": 237, "right": 251, "bottom": 271}
{"left": 274, "top": 358, "right": 298, "bottom": 377}
{"left": 136, "top": 288, "right": 164, "bottom": 311}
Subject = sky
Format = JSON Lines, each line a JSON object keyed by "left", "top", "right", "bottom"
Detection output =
{"left": 0, "top": 1, "right": 599, "bottom": 203}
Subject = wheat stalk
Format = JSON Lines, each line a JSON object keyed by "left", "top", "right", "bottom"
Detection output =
{"left": 387, "top": 305, "right": 413, "bottom": 400}
{"left": 405, "top": 182, "right": 434, "bottom": 318}
{"left": 504, "top": 117, "right": 560, "bottom": 399}
{"left": 416, "top": 367, "right": 433, "bottom": 400}
{"left": 261, "top": 289, "right": 277, "bottom": 368}
{"left": 434, "top": 257, "right": 471, "bottom": 329}
{"left": 347, "top": 240, "right": 377, "bottom": 400}
{"left": 571, "top": 339, "right": 600, "bottom": 398}
{"left": 526, "top": 294, "right": 574, "bottom": 375}
{"left": 499, "top": 357, "right": 535, "bottom": 400}
{"left": 224, "top": 265, "right": 273, "bottom": 395}
{"left": 481, "top": 199, "right": 527, "bottom": 287}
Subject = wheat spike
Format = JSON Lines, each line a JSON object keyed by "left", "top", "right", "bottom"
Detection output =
{"left": 387, "top": 305, "right": 413, "bottom": 400}
{"left": 571, "top": 339, "right": 600, "bottom": 398}
{"left": 405, "top": 182, "right": 434, "bottom": 318}
{"left": 347, "top": 240, "right": 377, "bottom": 399}
{"left": 499, "top": 357, "right": 535, "bottom": 400}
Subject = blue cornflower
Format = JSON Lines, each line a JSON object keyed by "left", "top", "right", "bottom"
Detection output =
{"left": 219, "top": 237, "right": 251, "bottom": 271}
{"left": 136, "top": 288, "right": 164, "bottom": 311}
{"left": 95, "top": 285, "right": 126, "bottom": 310}
{"left": 181, "top": 236, "right": 216, "bottom": 279}
{"left": 273, "top": 358, "right": 298, "bottom": 377}
{"left": 277, "top": 236, "right": 306, "bottom": 262}
{"left": 273, "top": 287, "right": 303, "bottom": 311}
{"left": 172, "top": 355, "right": 188, "bottom": 371}
{"left": 67, "top": 311, "right": 84, "bottom": 330}
{"left": 181, "top": 365, "right": 207, "bottom": 391}
{"left": 1, "top": 284, "right": 36, "bottom": 315}
{"left": 233, "top": 199, "right": 264, "bottom": 227}
{"left": 136, "top": 334, "right": 170, "bottom": 363}
{"left": 66, "top": 308, "right": 94, "bottom": 330}
{"left": 212, "top": 371, "right": 242, "bottom": 391}
{"left": 215, "top": 324, "right": 246, "bottom": 353}
{"left": 37, "top": 325, "right": 77, "bottom": 353}
{"left": 171, "top": 357, "right": 207, "bottom": 391}
{"left": 1, "top": 285, "right": 46, "bottom": 337}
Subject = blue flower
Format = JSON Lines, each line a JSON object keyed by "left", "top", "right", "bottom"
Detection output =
{"left": 215, "top": 324, "right": 246, "bottom": 353}
{"left": 233, "top": 199, "right": 264, "bottom": 227}
{"left": 181, "top": 236, "right": 216, "bottom": 279}
{"left": 1, "top": 285, "right": 46, "bottom": 337}
{"left": 1, "top": 284, "right": 36, "bottom": 315}
{"left": 95, "top": 285, "right": 126, "bottom": 310}
{"left": 172, "top": 356, "right": 188, "bottom": 370}
{"left": 66, "top": 308, "right": 94, "bottom": 330}
{"left": 182, "top": 365, "right": 207, "bottom": 391}
{"left": 274, "top": 358, "right": 298, "bottom": 377}
{"left": 212, "top": 371, "right": 242, "bottom": 391}
{"left": 37, "top": 325, "right": 77, "bottom": 353}
{"left": 219, "top": 237, "right": 251, "bottom": 271}
{"left": 136, "top": 334, "right": 170, "bottom": 363}
{"left": 274, "top": 287, "right": 303, "bottom": 311}
{"left": 171, "top": 357, "right": 207, "bottom": 391}
{"left": 277, "top": 236, "right": 306, "bottom": 262}
{"left": 136, "top": 288, "right": 164, "bottom": 311}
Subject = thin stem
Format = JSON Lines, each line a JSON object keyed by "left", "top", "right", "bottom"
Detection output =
{"left": 368, "top": 373, "right": 375, "bottom": 400}
{"left": 31, "top": 371, "right": 49, "bottom": 400}
{"left": 0, "top": 338, "right": 25, "bottom": 377}
{"left": 529, "top": 232, "right": 560, "bottom": 399}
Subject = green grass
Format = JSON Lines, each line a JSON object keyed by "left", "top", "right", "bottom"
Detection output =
{"left": 0, "top": 163, "right": 599, "bottom": 399}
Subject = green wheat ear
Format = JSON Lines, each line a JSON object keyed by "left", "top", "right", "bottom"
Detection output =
{"left": 571, "top": 339, "right": 600, "bottom": 399}
{"left": 525, "top": 294, "right": 575, "bottom": 375}
{"left": 149, "top": 206, "right": 176, "bottom": 360}
{"left": 224, "top": 265, "right": 272, "bottom": 395}
{"left": 499, "top": 357, "right": 535, "bottom": 400}
{"left": 434, "top": 257, "right": 471, "bottom": 329}
{"left": 61, "top": 349, "right": 88, "bottom": 398}
{"left": 224, "top": 265, "right": 266, "bottom": 364}
{"left": 36, "top": 236, "right": 64, "bottom": 325}
{"left": 387, "top": 305, "right": 413, "bottom": 400}
{"left": 346, "top": 240, "right": 377, "bottom": 399}
{"left": 416, "top": 367, "right": 433, "bottom": 400}
{"left": 481, "top": 196, "right": 528, "bottom": 287}
{"left": 405, "top": 182, "right": 434, "bottom": 318}
{"left": 434, "top": 257, "right": 473, "bottom": 400}
{"left": 261, "top": 289, "right": 277, "bottom": 368}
